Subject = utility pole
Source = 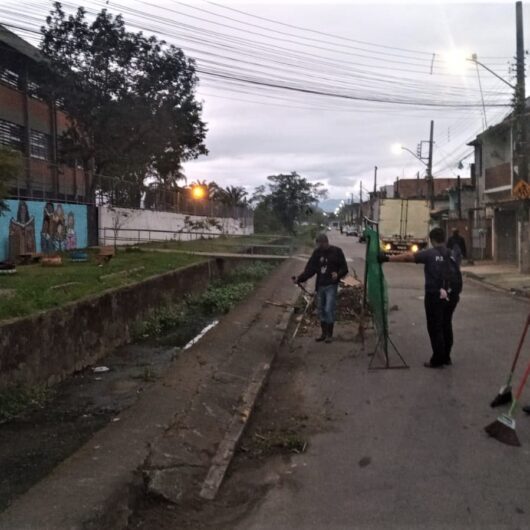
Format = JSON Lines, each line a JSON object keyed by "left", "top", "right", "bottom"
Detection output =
{"left": 426, "top": 120, "right": 435, "bottom": 210}
{"left": 457, "top": 174, "right": 462, "bottom": 220}
{"left": 515, "top": 1, "right": 529, "bottom": 272}
{"left": 359, "top": 180, "right": 363, "bottom": 224}
{"left": 371, "top": 166, "right": 378, "bottom": 219}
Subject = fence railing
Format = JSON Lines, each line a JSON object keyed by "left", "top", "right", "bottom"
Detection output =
{"left": 6, "top": 159, "right": 254, "bottom": 221}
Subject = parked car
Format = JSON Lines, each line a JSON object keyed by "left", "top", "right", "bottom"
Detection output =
{"left": 345, "top": 226, "right": 358, "bottom": 237}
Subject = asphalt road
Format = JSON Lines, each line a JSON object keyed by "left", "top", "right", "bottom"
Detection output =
{"left": 233, "top": 231, "right": 530, "bottom": 530}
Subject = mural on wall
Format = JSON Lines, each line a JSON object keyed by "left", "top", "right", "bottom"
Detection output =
{"left": 0, "top": 200, "right": 87, "bottom": 261}
{"left": 9, "top": 201, "right": 36, "bottom": 260}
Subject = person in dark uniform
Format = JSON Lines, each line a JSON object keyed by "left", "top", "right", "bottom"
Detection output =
{"left": 380, "top": 227, "right": 462, "bottom": 368}
{"left": 295, "top": 233, "right": 348, "bottom": 343}
{"left": 447, "top": 228, "right": 467, "bottom": 264}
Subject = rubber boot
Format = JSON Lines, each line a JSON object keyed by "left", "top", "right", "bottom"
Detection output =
{"left": 315, "top": 322, "right": 327, "bottom": 342}
{"left": 325, "top": 323, "right": 334, "bottom": 343}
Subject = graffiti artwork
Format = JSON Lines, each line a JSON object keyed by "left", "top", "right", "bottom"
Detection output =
{"left": 0, "top": 199, "right": 88, "bottom": 261}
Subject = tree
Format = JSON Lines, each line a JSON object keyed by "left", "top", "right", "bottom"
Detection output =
{"left": 215, "top": 185, "right": 248, "bottom": 207}
{"left": 40, "top": 3, "right": 207, "bottom": 205}
{"left": 190, "top": 180, "right": 219, "bottom": 200}
{"left": 0, "top": 147, "right": 23, "bottom": 216}
{"left": 253, "top": 172, "right": 327, "bottom": 233}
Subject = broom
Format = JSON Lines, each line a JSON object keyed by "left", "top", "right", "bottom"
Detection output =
{"left": 490, "top": 313, "right": 530, "bottom": 408}
{"left": 484, "top": 352, "right": 530, "bottom": 447}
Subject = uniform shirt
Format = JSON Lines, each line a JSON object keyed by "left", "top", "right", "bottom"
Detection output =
{"left": 297, "top": 245, "right": 348, "bottom": 289}
{"left": 414, "top": 245, "right": 451, "bottom": 294}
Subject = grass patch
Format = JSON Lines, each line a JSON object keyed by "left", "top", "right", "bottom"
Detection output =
{"left": 242, "top": 428, "right": 308, "bottom": 457}
{"left": 0, "top": 235, "right": 290, "bottom": 322}
{"left": 0, "top": 385, "right": 55, "bottom": 423}
{"left": 0, "top": 250, "right": 202, "bottom": 321}
{"left": 135, "top": 262, "right": 276, "bottom": 342}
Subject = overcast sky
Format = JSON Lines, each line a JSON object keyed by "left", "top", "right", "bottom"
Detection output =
{"left": 4, "top": 0, "right": 523, "bottom": 208}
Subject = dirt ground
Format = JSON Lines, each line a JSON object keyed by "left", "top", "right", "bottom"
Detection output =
{"left": 128, "top": 315, "right": 358, "bottom": 529}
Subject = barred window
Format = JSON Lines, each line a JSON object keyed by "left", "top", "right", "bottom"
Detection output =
{"left": 27, "top": 80, "right": 44, "bottom": 101}
{"left": 0, "top": 119, "right": 23, "bottom": 151}
{"left": 30, "top": 130, "right": 50, "bottom": 160}
{"left": 0, "top": 68, "right": 19, "bottom": 89}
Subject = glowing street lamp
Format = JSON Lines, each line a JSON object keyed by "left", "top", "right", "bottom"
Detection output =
{"left": 191, "top": 185, "right": 206, "bottom": 200}
{"left": 391, "top": 143, "right": 403, "bottom": 156}
{"left": 441, "top": 49, "right": 471, "bottom": 75}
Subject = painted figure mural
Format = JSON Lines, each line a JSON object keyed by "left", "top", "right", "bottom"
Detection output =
{"left": 66, "top": 211, "right": 77, "bottom": 250}
{"left": 8, "top": 200, "right": 36, "bottom": 260}
{"left": 53, "top": 203, "right": 66, "bottom": 252}
{"left": 41, "top": 201, "right": 55, "bottom": 254}
{"left": 1, "top": 200, "right": 87, "bottom": 261}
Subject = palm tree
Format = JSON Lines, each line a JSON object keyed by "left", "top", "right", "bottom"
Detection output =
{"left": 216, "top": 185, "right": 248, "bottom": 207}
{"left": 190, "top": 180, "right": 219, "bottom": 200}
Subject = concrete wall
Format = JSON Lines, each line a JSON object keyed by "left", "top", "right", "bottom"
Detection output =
{"left": 0, "top": 258, "right": 241, "bottom": 389}
{"left": 98, "top": 206, "right": 254, "bottom": 247}
{"left": 0, "top": 199, "right": 88, "bottom": 261}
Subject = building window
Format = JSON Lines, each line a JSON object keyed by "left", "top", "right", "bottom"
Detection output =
{"left": 0, "top": 67, "right": 19, "bottom": 89}
{"left": 30, "top": 130, "right": 50, "bottom": 160}
{"left": 0, "top": 119, "right": 23, "bottom": 151}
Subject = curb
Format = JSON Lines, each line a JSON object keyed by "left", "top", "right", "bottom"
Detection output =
{"left": 199, "top": 288, "right": 299, "bottom": 502}
{"left": 462, "top": 271, "right": 530, "bottom": 301}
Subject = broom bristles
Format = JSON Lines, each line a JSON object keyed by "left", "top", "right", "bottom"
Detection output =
{"left": 485, "top": 415, "right": 521, "bottom": 447}
{"left": 490, "top": 388, "right": 513, "bottom": 408}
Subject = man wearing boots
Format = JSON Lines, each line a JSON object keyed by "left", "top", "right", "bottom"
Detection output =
{"left": 295, "top": 233, "right": 348, "bottom": 343}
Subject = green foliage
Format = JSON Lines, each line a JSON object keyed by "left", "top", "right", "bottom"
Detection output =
{"left": 253, "top": 202, "right": 285, "bottom": 234}
{"left": 0, "top": 147, "right": 23, "bottom": 216}
{"left": 0, "top": 385, "right": 54, "bottom": 423}
{"left": 136, "top": 262, "right": 275, "bottom": 339}
{"left": 215, "top": 185, "right": 248, "bottom": 207}
{"left": 192, "top": 282, "right": 255, "bottom": 315}
{"left": 223, "top": 261, "right": 275, "bottom": 283}
{"left": 40, "top": 2, "right": 207, "bottom": 204}
{"left": 252, "top": 172, "right": 327, "bottom": 234}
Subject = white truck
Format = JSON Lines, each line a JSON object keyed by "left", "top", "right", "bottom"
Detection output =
{"left": 375, "top": 198, "right": 431, "bottom": 254}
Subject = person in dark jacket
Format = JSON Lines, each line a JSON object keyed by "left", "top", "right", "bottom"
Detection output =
{"left": 380, "top": 227, "right": 462, "bottom": 368}
{"left": 295, "top": 233, "right": 348, "bottom": 343}
{"left": 447, "top": 228, "right": 467, "bottom": 264}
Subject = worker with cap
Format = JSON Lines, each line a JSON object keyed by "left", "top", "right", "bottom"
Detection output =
{"left": 294, "top": 233, "right": 348, "bottom": 343}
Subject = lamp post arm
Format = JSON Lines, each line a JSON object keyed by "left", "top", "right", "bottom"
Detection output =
{"left": 467, "top": 58, "right": 516, "bottom": 90}
{"left": 401, "top": 146, "right": 428, "bottom": 166}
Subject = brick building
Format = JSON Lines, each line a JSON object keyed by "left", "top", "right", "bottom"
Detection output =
{"left": 0, "top": 24, "right": 92, "bottom": 203}
{"left": 394, "top": 177, "right": 472, "bottom": 200}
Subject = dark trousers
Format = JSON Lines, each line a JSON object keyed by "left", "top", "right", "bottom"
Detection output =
{"left": 424, "top": 292, "right": 460, "bottom": 365}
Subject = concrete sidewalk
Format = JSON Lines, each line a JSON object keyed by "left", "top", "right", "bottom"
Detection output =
{"left": 0, "top": 258, "right": 301, "bottom": 530}
{"left": 461, "top": 261, "right": 530, "bottom": 296}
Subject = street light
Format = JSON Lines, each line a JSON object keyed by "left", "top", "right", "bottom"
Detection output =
{"left": 391, "top": 143, "right": 428, "bottom": 166}
{"left": 191, "top": 185, "right": 206, "bottom": 200}
{"left": 391, "top": 120, "right": 435, "bottom": 209}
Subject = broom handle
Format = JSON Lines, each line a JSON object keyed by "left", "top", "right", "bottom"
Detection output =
{"left": 509, "top": 313, "right": 530, "bottom": 374}
{"left": 512, "top": 350, "right": 530, "bottom": 407}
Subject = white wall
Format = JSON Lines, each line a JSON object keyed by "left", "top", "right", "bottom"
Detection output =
{"left": 98, "top": 206, "right": 254, "bottom": 246}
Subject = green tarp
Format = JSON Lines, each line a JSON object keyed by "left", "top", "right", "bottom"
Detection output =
{"left": 364, "top": 227, "right": 389, "bottom": 346}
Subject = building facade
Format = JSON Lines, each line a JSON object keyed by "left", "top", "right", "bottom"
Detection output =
{"left": 0, "top": 24, "right": 92, "bottom": 204}
{"left": 469, "top": 103, "right": 530, "bottom": 264}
